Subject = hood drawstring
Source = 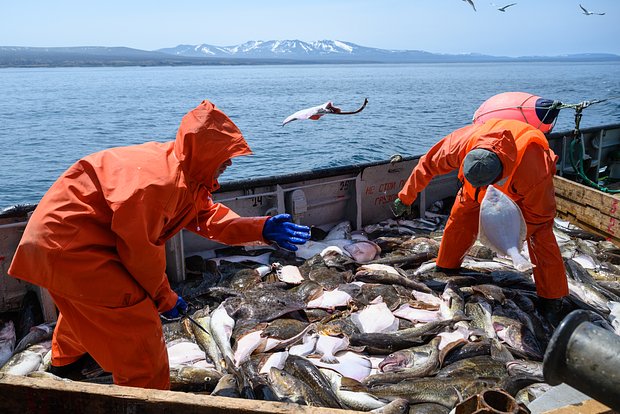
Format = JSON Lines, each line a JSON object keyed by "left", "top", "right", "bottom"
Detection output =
{"left": 474, "top": 187, "right": 482, "bottom": 204}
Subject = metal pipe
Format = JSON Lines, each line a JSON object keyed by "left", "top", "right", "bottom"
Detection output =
{"left": 543, "top": 310, "right": 620, "bottom": 410}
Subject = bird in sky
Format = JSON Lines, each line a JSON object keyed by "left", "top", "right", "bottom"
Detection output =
{"left": 579, "top": 4, "right": 605, "bottom": 15}
{"left": 463, "top": 0, "right": 477, "bottom": 12}
{"left": 497, "top": 3, "right": 517, "bottom": 12}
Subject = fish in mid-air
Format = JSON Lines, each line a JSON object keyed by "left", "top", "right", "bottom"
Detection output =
{"left": 282, "top": 98, "right": 368, "bottom": 126}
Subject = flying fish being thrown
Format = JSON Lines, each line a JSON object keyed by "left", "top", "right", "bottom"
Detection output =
{"left": 282, "top": 98, "right": 368, "bottom": 126}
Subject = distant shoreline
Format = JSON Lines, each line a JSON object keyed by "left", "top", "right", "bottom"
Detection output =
{"left": 2, "top": 57, "right": 620, "bottom": 69}
{"left": 1, "top": 44, "right": 619, "bottom": 69}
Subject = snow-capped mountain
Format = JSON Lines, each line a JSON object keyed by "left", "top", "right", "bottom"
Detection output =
{"left": 2, "top": 42, "right": 619, "bottom": 68}
{"left": 156, "top": 39, "right": 445, "bottom": 62}
{"left": 160, "top": 40, "right": 361, "bottom": 58}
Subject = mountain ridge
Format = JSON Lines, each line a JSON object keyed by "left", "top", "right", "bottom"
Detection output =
{"left": 1, "top": 40, "right": 619, "bottom": 68}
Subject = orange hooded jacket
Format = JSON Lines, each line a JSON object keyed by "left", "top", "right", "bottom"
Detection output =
{"left": 398, "top": 119, "right": 568, "bottom": 299}
{"left": 9, "top": 100, "right": 269, "bottom": 312}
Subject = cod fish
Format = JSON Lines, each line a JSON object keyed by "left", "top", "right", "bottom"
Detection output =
{"left": 210, "top": 303, "right": 235, "bottom": 370}
{"left": 211, "top": 373, "right": 240, "bottom": 398}
{"left": 169, "top": 365, "right": 222, "bottom": 392}
{"left": 368, "top": 377, "right": 498, "bottom": 407}
{"left": 268, "top": 367, "right": 325, "bottom": 406}
{"left": 364, "top": 337, "right": 441, "bottom": 386}
{"left": 284, "top": 355, "right": 344, "bottom": 409}
{"left": 0, "top": 340, "right": 51, "bottom": 376}
{"left": 320, "top": 369, "right": 387, "bottom": 411}
{"left": 479, "top": 185, "right": 533, "bottom": 272}
{"left": 190, "top": 308, "right": 224, "bottom": 372}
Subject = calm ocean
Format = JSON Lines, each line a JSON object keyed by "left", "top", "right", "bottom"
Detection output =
{"left": 1, "top": 62, "right": 619, "bottom": 208}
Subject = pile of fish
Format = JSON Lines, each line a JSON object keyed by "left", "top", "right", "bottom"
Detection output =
{"left": 2, "top": 195, "right": 620, "bottom": 413}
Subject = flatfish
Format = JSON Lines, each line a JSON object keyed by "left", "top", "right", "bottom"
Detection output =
{"left": 478, "top": 185, "right": 533, "bottom": 272}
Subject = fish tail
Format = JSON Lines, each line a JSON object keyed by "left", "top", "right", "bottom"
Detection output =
{"left": 512, "top": 253, "right": 535, "bottom": 272}
{"left": 319, "top": 354, "right": 339, "bottom": 364}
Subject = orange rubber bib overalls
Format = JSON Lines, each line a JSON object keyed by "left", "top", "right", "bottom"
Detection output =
{"left": 398, "top": 118, "right": 568, "bottom": 299}
{"left": 9, "top": 100, "right": 269, "bottom": 389}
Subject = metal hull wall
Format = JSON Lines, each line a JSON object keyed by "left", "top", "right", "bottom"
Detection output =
{"left": 2, "top": 124, "right": 620, "bottom": 312}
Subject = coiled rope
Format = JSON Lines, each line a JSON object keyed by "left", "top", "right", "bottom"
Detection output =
{"left": 563, "top": 96, "right": 620, "bottom": 193}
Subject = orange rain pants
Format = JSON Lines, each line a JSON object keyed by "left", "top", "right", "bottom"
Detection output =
{"left": 50, "top": 291, "right": 170, "bottom": 389}
{"left": 436, "top": 145, "right": 569, "bottom": 299}
{"left": 399, "top": 119, "right": 568, "bottom": 299}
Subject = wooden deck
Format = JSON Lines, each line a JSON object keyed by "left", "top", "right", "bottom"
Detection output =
{"left": 0, "top": 374, "right": 363, "bottom": 414}
{"left": 554, "top": 175, "right": 620, "bottom": 246}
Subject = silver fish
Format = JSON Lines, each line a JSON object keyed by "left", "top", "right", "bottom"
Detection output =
{"left": 0, "top": 340, "right": 51, "bottom": 376}
{"left": 209, "top": 303, "right": 235, "bottom": 371}
{"left": 190, "top": 308, "right": 224, "bottom": 371}
{"left": 320, "top": 369, "right": 387, "bottom": 411}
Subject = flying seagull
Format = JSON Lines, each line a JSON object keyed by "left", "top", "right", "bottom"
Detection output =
{"left": 579, "top": 4, "right": 605, "bottom": 15}
{"left": 463, "top": 0, "right": 477, "bottom": 11}
{"left": 497, "top": 3, "right": 517, "bottom": 12}
{"left": 282, "top": 98, "right": 368, "bottom": 126}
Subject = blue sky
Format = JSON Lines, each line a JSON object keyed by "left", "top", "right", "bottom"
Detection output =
{"left": 1, "top": 1, "right": 618, "bottom": 57}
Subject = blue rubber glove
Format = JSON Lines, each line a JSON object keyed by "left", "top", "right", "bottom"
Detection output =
{"left": 161, "top": 296, "right": 188, "bottom": 320}
{"left": 262, "top": 214, "right": 311, "bottom": 251}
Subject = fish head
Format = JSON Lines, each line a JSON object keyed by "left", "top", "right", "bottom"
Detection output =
{"left": 383, "top": 398, "right": 410, "bottom": 414}
{"left": 506, "top": 360, "right": 542, "bottom": 377}
{"left": 493, "top": 317, "right": 522, "bottom": 345}
{"left": 378, "top": 351, "right": 410, "bottom": 372}
{"left": 219, "top": 373, "right": 237, "bottom": 388}
{"left": 268, "top": 367, "right": 299, "bottom": 398}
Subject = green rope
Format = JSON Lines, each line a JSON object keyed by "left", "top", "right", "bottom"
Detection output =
{"left": 565, "top": 98, "right": 620, "bottom": 194}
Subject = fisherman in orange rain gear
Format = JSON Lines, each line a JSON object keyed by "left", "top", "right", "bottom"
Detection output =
{"left": 8, "top": 100, "right": 311, "bottom": 389}
{"left": 392, "top": 92, "right": 568, "bottom": 326}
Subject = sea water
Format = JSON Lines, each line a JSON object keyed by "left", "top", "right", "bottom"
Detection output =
{"left": 1, "top": 62, "right": 619, "bottom": 207}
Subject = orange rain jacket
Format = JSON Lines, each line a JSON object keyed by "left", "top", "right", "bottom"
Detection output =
{"left": 8, "top": 100, "right": 269, "bottom": 388}
{"left": 398, "top": 119, "right": 568, "bottom": 299}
